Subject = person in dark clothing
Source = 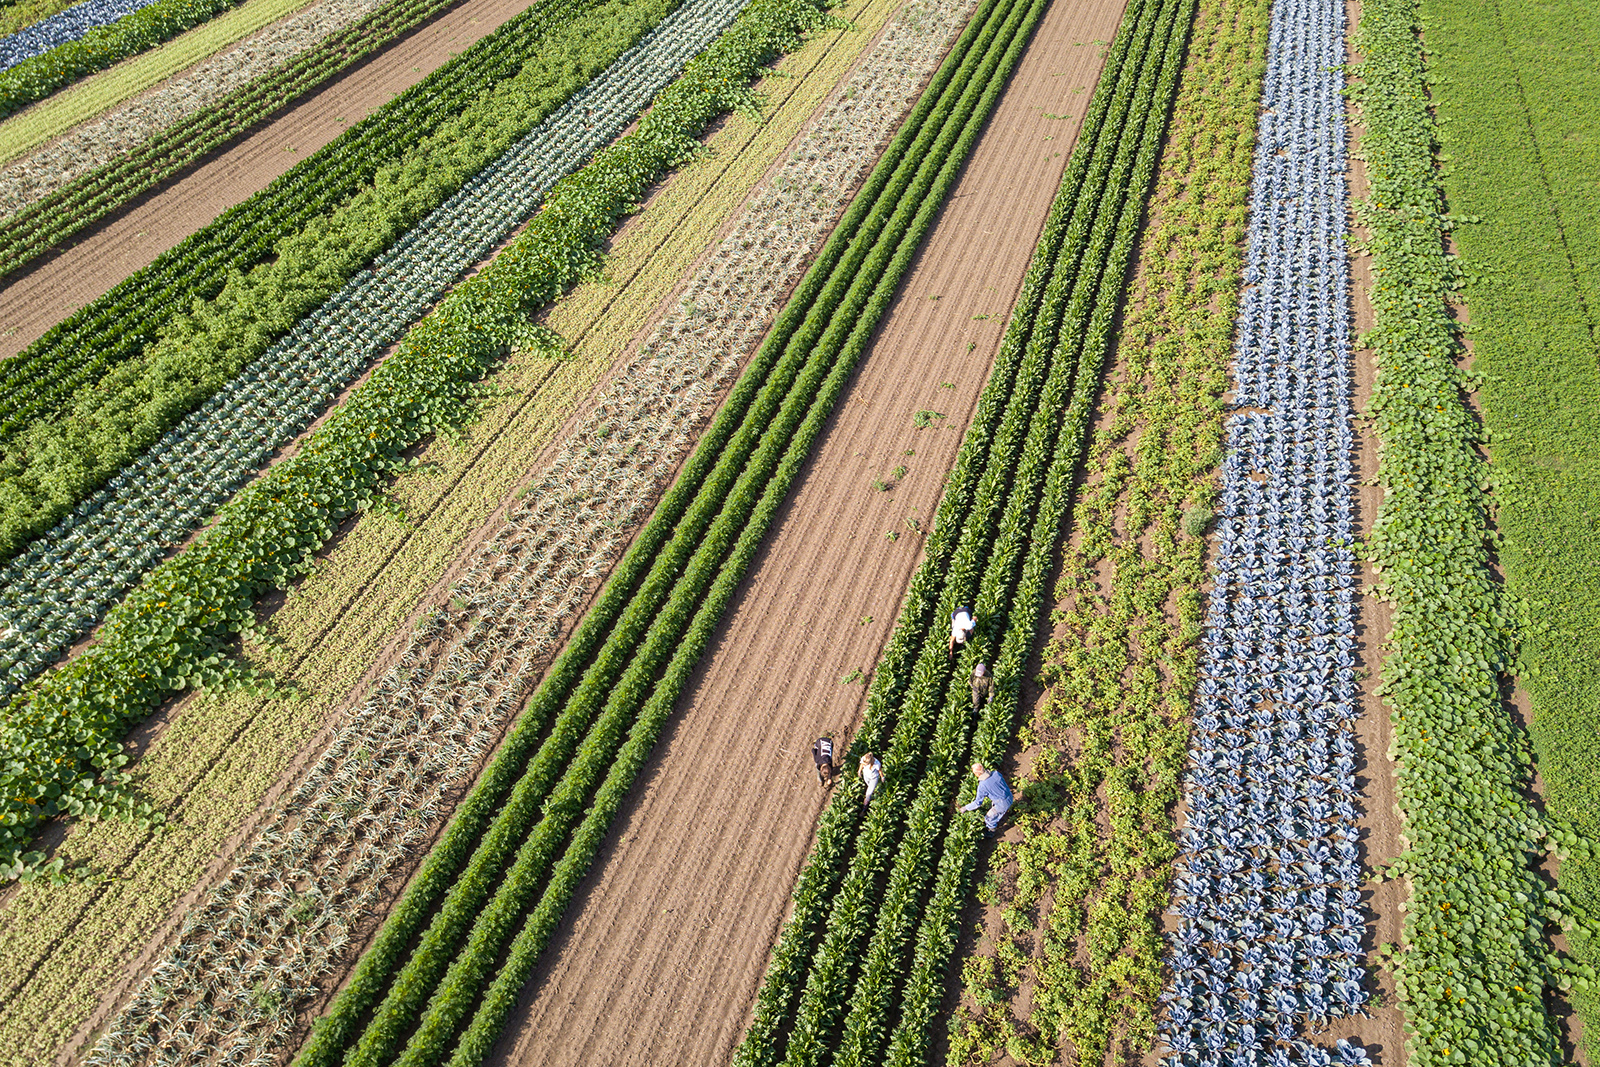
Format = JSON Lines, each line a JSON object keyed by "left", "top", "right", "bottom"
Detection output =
{"left": 812, "top": 735, "right": 836, "bottom": 787}
{"left": 970, "top": 662, "right": 993, "bottom": 712}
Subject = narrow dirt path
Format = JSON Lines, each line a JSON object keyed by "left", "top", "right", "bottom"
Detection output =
{"left": 483, "top": 1, "right": 1131, "bottom": 1063}
{"left": 0, "top": 0, "right": 532, "bottom": 360}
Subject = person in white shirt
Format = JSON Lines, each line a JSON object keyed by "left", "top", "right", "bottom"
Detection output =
{"left": 948, "top": 604, "right": 975, "bottom": 660}
{"left": 859, "top": 752, "right": 883, "bottom": 809}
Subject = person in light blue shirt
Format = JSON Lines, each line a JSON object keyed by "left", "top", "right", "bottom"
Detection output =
{"left": 960, "top": 762, "right": 1012, "bottom": 836}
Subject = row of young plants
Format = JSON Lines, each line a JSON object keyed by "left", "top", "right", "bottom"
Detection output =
{"left": 733, "top": 0, "right": 1195, "bottom": 1064}
{"left": 75, "top": 1, "right": 978, "bottom": 1058}
{"left": 942, "top": 0, "right": 1267, "bottom": 1061}
{"left": 0, "top": 0, "right": 253, "bottom": 117}
{"left": 0, "top": 0, "right": 464, "bottom": 274}
{"left": 0, "top": 0, "right": 160, "bottom": 71}
{"left": 0, "top": 0, "right": 686, "bottom": 564}
{"left": 0, "top": 0, "right": 754, "bottom": 703}
{"left": 0, "top": 0, "right": 836, "bottom": 883}
{"left": 1351, "top": 1, "right": 1586, "bottom": 1063}
{"left": 1156, "top": 0, "right": 1374, "bottom": 1061}
{"left": 289, "top": 0, "right": 1058, "bottom": 1061}
{"left": 1415, "top": 0, "right": 1600, "bottom": 1046}
{"left": 0, "top": 0, "right": 608, "bottom": 439}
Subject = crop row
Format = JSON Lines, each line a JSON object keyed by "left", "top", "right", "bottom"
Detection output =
{"left": 0, "top": 0, "right": 618, "bottom": 463}
{"left": 1157, "top": 0, "right": 1372, "bottom": 1062}
{"left": 0, "top": 0, "right": 749, "bottom": 707}
{"left": 0, "top": 0, "right": 160, "bottom": 71}
{"left": 732, "top": 1, "right": 1194, "bottom": 1064}
{"left": 289, "top": 0, "right": 1055, "bottom": 1061}
{"left": 0, "top": 0, "right": 462, "bottom": 275}
{"left": 0, "top": 0, "right": 839, "bottom": 882}
{"left": 943, "top": 0, "right": 1268, "bottom": 1061}
{"left": 78, "top": 0, "right": 977, "bottom": 1057}
{"left": 1352, "top": 1, "right": 1583, "bottom": 1063}
{"left": 0, "top": 0, "right": 251, "bottom": 117}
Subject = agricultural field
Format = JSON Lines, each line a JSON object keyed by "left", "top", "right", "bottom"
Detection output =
{"left": 0, "top": 0, "right": 1596, "bottom": 1062}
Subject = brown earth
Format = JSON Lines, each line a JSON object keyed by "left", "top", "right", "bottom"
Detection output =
{"left": 0, "top": 0, "right": 534, "bottom": 360}
{"left": 1334, "top": 4, "right": 1408, "bottom": 1061}
{"left": 479, "top": 0, "right": 1131, "bottom": 1064}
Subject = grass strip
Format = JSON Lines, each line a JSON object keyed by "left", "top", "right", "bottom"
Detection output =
{"left": 1356, "top": 0, "right": 1593, "bottom": 1062}
{"left": 942, "top": 0, "right": 1263, "bottom": 1061}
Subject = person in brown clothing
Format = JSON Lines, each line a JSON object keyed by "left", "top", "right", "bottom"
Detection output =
{"left": 970, "top": 662, "right": 992, "bottom": 712}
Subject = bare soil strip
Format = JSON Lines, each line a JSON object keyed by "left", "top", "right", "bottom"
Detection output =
{"left": 479, "top": 1, "right": 1132, "bottom": 1063}
{"left": 0, "top": 0, "right": 531, "bottom": 360}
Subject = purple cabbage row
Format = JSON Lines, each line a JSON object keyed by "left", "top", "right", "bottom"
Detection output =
{"left": 0, "top": 0, "right": 164, "bottom": 73}
{"left": 1159, "top": 0, "right": 1374, "bottom": 1062}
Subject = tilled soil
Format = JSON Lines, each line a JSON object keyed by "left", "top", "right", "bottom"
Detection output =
{"left": 0, "top": 0, "right": 534, "bottom": 360}
{"left": 482, "top": 0, "right": 1132, "bottom": 1063}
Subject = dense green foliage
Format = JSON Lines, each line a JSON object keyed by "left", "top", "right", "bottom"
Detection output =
{"left": 0, "top": 0, "right": 251, "bottom": 118}
{"left": 0, "top": 0, "right": 684, "bottom": 563}
{"left": 0, "top": 0, "right": 827, "bottom": 883}
{"left": 944, "top": 0, "right": 1263, "bottom": 1060}
{"left": 1356, "top": 0, "right": 1594, "bottom": 1061}
{"left": 1412, "top": 0, "right": 1600, "bottom": 1047}
{"left": 0, "top": 0, "right": 468, "bottom": 276}
{"left": 734, "top": 0, "right": 1194, "bottom": 1063}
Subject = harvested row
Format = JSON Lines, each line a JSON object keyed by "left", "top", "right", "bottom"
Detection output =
{"left": 0, "top": 0, "right": 834, "bottom": 881}
{"left": 942, "top": 0, "right": 1268, "bottom": 1060}
{"left": 11, "top": 0, "right": 953, "bottom": 1054}
{"left": 732, "top": 0, "right": 1193, "bottom": 1063}
{"left": 290, "top": 0, "right": 1053, "bottom": 1061}
{"left": 1353, "top": 1, "right": 1577, "bottom": 1063}
{"left": 0, "top": 0, "right": 463, "bottom": 272}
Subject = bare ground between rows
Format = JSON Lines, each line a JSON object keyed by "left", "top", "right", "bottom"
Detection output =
{"left": 0, "top": 0, "right": 536, "bottom": 360}
{"left": 474, "top": 1, "right": 1133, "bottom": 1064}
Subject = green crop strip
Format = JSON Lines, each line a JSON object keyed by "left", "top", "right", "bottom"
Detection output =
{"left": 1354, "top": 0, "right": 1597, "bottom": 1062}
{"left": 288, "top": 0, "right": 1054, "bottom": 1062}
{"left": 941, "top": 0, "right": 1263, "bottom": 1061}
{"left": 1412, "top": 0, "right": 1600, "bottom": 1047}
{"left": 0, "top": 0, "right": 258, "bottom": 118}
{"left": 0, "top": 0, "right": 684, "bottom": 564}
{"left": 0, "top": 0, "right": 470, "bottom": 255}
{"left": 0, "top": 0, "right": 834, "bottom": 883}
{"left": 732, "top": 0, "right": 1196, "bottom": 1063}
